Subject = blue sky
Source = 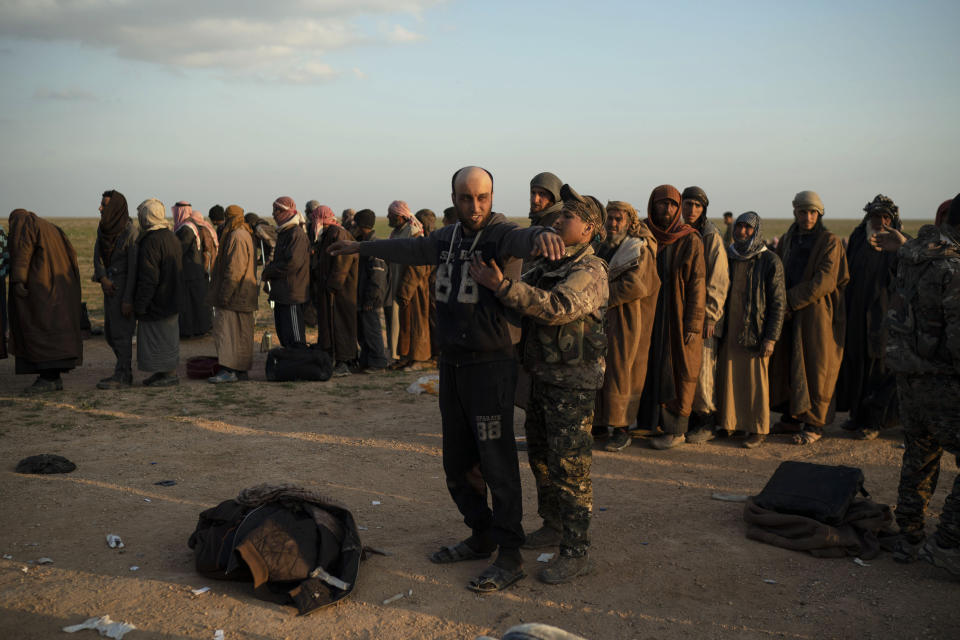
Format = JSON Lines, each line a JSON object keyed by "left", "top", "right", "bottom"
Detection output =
{"left": 0, "top": 0, "right": 957, "bottom": 221}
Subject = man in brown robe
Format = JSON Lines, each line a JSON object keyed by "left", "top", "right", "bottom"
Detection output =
{"left": 681, "top": 186, "right": 730, "bottom": 443}
{"left": 592, "top": 200, "right": 660, "bottom": 452}
{"left": 307, "top": 203, "right": 358, "bottom": 376}
{"left": 383, "top": 200, "right": 419, "bottom": 361}
{"left": 207, "top": 205, "right": 258, "bottom": 383}
{"left": 770, "top": 190, "right": 849, "bottom": 444}
{"left": 7, "top": 209, "right": 83, "bottom": 393}
{"left": 635, "top": 185, "right": 707, "bottom": 450}
{"left": 386, "top": 200, "right": 431, "bottom": 370}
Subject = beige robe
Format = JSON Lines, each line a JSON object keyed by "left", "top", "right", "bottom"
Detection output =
{"left": 595, "top": 230, "right": 660, "bottom": 427}
{"left": 692, "top": 223, "right": 730, "bottom": 414}
{"left": 718, "top": 260, "right": 770, "bottom": 433}
{"left": 770, "top": 229, "right": 849, "bottom": 427}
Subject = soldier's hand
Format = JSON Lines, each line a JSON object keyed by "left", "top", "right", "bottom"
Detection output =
{"left": 703, "top": 321, "right": 715, "bottom": 339}
{"left": 761, "top": 339, "right": 775, "bottom": 358}
{"left": 14, "top": 282, "right": 28, "bottom": 298}
{"left": 531, "top": 230, "right": 565, "bottom": 261}
{"left": 328, "top": 240, "right": 360, "bottom": 255}
{"left": 683, "top": 331, "right": 698, "bottom": 345}
{"left": 121, "top": 302, "right": 134, "bottom": 318}
{"left": 869, "top": 225, "right": 907, "bottom": 253}
{"left": 468, "top": 254, "right": 504, "bottom": 290}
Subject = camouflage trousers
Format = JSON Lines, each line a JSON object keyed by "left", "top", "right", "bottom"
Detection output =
{"left": 895, "top": 374, "right": 960, "bottom": 547}
{"left": 525, "top": 378, "right": 595, "bottom": 558}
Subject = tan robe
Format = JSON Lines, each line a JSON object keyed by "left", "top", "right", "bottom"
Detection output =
{"left": 397, "top": 264, "right": 432, "bottom": 362}
{"left": 770, "top": 229, "right": 849, "bottom": 427}
{"left": 595, "top": 230, "right": 660, "bottom": 427}
{"left": 692, "top": 223, "right": 730, "bottom": 414}
{"left": 718, "top": 260, "right": 770, "bottom": 433}
{"left": 8, "top": 210, "right": 83, "bottom": 369}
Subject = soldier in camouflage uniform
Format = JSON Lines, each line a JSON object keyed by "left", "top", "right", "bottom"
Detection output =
{"left": 470, "top": 184, "right": 608, "bottom": 584}
{"left": 884, "top": 197, "right": 960, "bottom": 577}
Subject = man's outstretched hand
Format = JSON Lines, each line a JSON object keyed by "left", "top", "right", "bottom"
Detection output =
{"left": 328, "top": 240, "right": 360, "bottom": 255}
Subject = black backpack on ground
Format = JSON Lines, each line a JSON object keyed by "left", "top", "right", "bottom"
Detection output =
{"left": 187, "top": 485, "right": 363, "bottom": 615}
{"left": 753, "top": 461, "right": 867, "bottom": 526}
{"left": 265, "top": 344, "right": 332, "bottom": 381}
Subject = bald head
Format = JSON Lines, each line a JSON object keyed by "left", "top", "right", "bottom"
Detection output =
{"left": 451, "top": 165, "right": 494, "bottom": 231}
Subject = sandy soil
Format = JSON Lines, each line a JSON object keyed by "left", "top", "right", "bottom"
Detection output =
{"left": 0, "top": 331, "right": 957, "bottom": 640}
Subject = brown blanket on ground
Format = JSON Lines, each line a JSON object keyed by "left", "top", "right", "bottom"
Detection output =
{"left": 743, "top": 496, "right": 892, "bottom": 559}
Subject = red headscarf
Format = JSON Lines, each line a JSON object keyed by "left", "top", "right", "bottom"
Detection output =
{"left": 172, "top": 201, "right": 200, "bottom": 249}
{"left": 645, "top": 184, "right": 695, "bottom": 251}
{"left": 307, "top": 205, "right": 338, "bottom": 242}
{"left": 388, "top": 200, "right": 423, "bottom": 237}
{"left": 272, "top": 196, "right": 298, "bottom": 226}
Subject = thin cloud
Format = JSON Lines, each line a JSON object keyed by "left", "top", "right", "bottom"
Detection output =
{"left": 33, "top": 87, "right": 97, "bottom": 101}
{"left": 0, "top": 1, "right": 442, "bottom": 84}
{"left": 387, "top": 25, "right": 424, "bottom": 43}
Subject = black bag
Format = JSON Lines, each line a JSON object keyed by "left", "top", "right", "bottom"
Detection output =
{"left": 188, "top": 491, "right": 363, "bottom": 615}
{"left": 753, "top": 461, "right": 868, "bottom": 526}
{"left": 265, "top": 345, "right": 332, "bottom": 381}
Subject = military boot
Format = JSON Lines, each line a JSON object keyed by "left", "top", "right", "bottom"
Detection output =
{"left": 521, "top": 525, "right": 562, "bottom": 550}
{"left": 920, "top": 538, "right": 960, "bottom": 578}
{"left": 538, "top": 554, "right": 593, "bottom": 584}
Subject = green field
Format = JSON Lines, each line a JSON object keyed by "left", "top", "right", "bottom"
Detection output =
{"left": 18, "top": 215, "right": 931, "bottom": 327}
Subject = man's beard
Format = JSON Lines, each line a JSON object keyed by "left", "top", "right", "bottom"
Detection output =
{"left": 596, "top": 230, "right": 627, "bottom": 254}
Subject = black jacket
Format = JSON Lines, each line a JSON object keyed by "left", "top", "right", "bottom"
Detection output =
{"left": 93, "top": 221, "right": 138, "bottom": 305}
{"left": 134, "top": 228, "right": 183, "bottom": 321}
{"left": 357, "top": 230, "right": 388, "bottom": 310}
{"left": 262, "top": 224, "right": 310, "bottom": 305}
{"left": 722, "top": 248, "right": 786, "bottom": 350}
{"left": 357, "top": 213, "right": 553, "bottom": 363}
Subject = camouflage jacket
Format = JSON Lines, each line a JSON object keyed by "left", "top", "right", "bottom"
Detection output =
{"left": 497, "top": 243, "right": 609, "bottom": 388}
{"left": 886, "top": 224, "right": 960, "bottom": 375}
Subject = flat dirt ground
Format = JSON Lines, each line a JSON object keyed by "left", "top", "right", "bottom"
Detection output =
{"left": 0, "top": 217, "right": 956, "bottom": 639}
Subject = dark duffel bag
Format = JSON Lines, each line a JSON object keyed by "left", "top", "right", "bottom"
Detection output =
{"left": 186, "top": 355, "right": 221, "bottom": 379}
{"left": 753, "top": 461, "right": 868, "bottom": 526}
{"left": 265, "top": 345, "right": 332, "bottom": 382}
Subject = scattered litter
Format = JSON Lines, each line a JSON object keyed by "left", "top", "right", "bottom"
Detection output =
{"left": 154, "top": 480, "right": 176, "bottom": 487}
{"left": 149, "top": 462, "right": 157, "bottom": 465}
{"left": 537, "top": 553, "right": 555, "bottom": 563}
{"left": 640, "top": 542, "right": 648, "bottom": 546}
{"left": 406, "top": 374, "right": 439, "bottom": 395}
{"left": 20, "top": 566, "right": 28, "bottom": 573}
{"left": 143, "top": 498, "right": 151, "bottom": 503}
{"left": 128, "top": 566, "right": 139, "bottom": 572}
{"left": 382, "top": 589, "right": 413, "bottom": 605}
{"left": 711, "top": 493, "right": 749, "bottom": 503}
{"left": 357, "top": 526, "right": 368, "bottom": 531}
{"left": 36, "top": 557, "right": 53, "bottom": 565}
{"left": 62, "top": 615, "right": 136, "bottom": 639}
{"left": 763, "top": 579, "right": 777, "bottom": 584}
{"left": 853, "top": 557, "right": 871, "bottom": 567}
{"left": 3, "top": 554, "right": 12, "bottom": 560}
{"left": 363, "top": 546, "right": 392, "bottom": 557}
{"left": 214, "top": 631, "right": 225, "bottom": 640}
{"left": 106, "top": 535, "right": 125, "bottom": 550}
{"left": 191, "top": 587, "right": 211, "bottom": 595}
{"left": 598, "top": 507, "right": 607, "bottom": 512}
{"left": 371, "top": 501, "right": 381, "bottom": 506}
{"left": 896, "top": 443, "right": 906, "bottom": 449}
{"left": 25, "top": 542, "right": 39, "bottom": 547}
